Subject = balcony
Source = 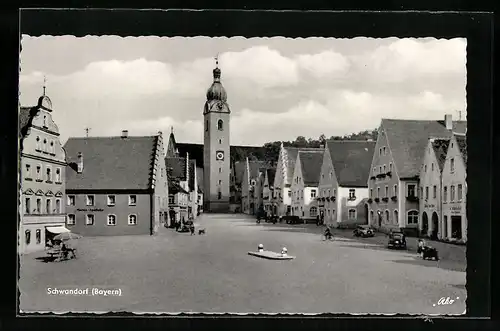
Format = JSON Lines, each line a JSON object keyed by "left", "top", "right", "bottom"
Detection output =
{"left": 382, "top": 197, "right": 389, "bottom": 202}
{"left": 330, "top": 196, "right": 336, "bottom": 202}
{"left": 367, "top": 198, "right": 373, "bottom": 204}
{"left": 406, "top": 195, "right": 419, "bottom": 202}
{"left": 391, "top": 196, "right": 398, "bottom": 202}
{"left": 386, "top": 171, "right": 392, "bottom": 177}
{"left": 374, "top": 198, "right": 380, "bottom": 203}
{"left": 376, "top": 173, "right": 386, "bottom": 179}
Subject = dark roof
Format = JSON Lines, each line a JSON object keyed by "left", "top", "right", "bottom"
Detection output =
{"left": 266, "top": 168, "right": 276, "bottom": 186}
{"left": 165, "top": 157, "right": 187, "bottom": 181}
{"left": 196, "top": 167, "right": 204, "bottom": 193}
{"left": 298, "top": 151, "right": 324, "bottom": 186}
{"left": 19, "top": 106, "right": 42, "bottom": 139}
{"left": 233, "top": 161, "right": 246, "bottom": 186}
{"left": 382, "top": 119, "right": 467, "bottom": 179}
{"left": 174, "top": 142, "right": 265, "bottom": 168}
{"left": 326, "top": 140, "right": 375, "bottom": 187}
{"left": 188, "top": 160, "right": 196, "bottom": 191}
{"left": 64, "top": 136, "right": 158, "bottom": 190}
{"left": 431, "top": 138, "right": 451, "bottom": 171}
{"left": 284, "top": 147, "right": 323, "bottom": 184}
{"left": 455, "top": 134, "right": 467, "bottom": 166}
{"left": 248, "top": 160, "right": 270, "bottom": 179}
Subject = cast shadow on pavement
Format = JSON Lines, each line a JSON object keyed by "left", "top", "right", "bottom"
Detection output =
{"left": 390, "top": 258, "right": 466, "bottom": 272}
{"left": 338, "top": 243, "right": 401, "bottom": 253}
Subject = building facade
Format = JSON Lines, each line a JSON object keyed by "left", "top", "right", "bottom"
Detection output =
{"left": 318, "top": 140, "right": 374, "bottom": 228}
{"left": 418, "top": 137, "right": 450, "bottom": 239}
{"left": 290, "top": 150, "right": 323, "bottom": 221}
{"left": 241, "top": 158, "right": 269, "bottom": 215}
{"left": 262, "top": 168, "right": 277, "bottom": 216}
{"left": 203, "top": 59, "right": 231, "bottom": 212}
{"left": 64, "top": 131, "right": 167, "bottom": 236}
{"left": 367, "top": 115, "right": 466, "bottom": 234}
{"left": 19, "top": 94, "right": 68, "bottom": 254}
{"left": 441, "top": 134, "right": 467, "bottom": 243}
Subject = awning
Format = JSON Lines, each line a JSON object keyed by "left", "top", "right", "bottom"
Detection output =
{"left": 46, "top": 226, "right": 70, "bottom": 234}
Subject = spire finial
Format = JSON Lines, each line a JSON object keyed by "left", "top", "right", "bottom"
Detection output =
{"left": 85, "top": 127, "right": 91, "bottom": 137}
{"left": 43, "top": 75, "right": 47, "bottom": 96}
{"left": 171, "top": 126, "right": 174, "bottom": 134}
{"left": 215, "top": 53, "right": 219, "bottom": 68}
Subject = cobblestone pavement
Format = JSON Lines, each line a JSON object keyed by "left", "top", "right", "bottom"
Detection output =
{"left": 19, "top": 213, "right": 466, "bottom": 315}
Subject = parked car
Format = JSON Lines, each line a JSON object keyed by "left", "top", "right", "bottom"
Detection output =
{"left": 387, "top": 231, "right": 407, "bottom": 249}
{"left": 256, "top": 208, "right": 267, "bottom": 221}
{"left": 353, "top": 225, "right": 374, "bottom": 238}
{"left": 282, "top": 215, "right": 302, "bottom": 224}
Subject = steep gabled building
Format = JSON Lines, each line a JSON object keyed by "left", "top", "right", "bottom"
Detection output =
{"left": 19, "top": 93, "right": 68, "bottom": 254}
{"left": 241, "top": 158, "right": 270, "bottom": 215}
{"left": 418, "top": 137, "right": 450, "bottom": 239}
{"left": 367, "top": 115, "right": 466, "bottom": 234}
{"left": 64, "top": 131, "right": 168, "bottom": 236}
{"left": 442, "top": 133, "right": 467, "bottom": 243}
{"left": 290, "top": 150, "right": 324, "bottom": 221}
{"left": 262, "top": 168, "right": 277, "bottom": 216}
{"left": 318, "top": 140, "right": 375, "bottom": 228}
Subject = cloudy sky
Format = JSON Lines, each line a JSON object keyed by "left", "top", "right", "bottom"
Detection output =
{"left": 19, "top": 36, "right": 466, "bottom": 146}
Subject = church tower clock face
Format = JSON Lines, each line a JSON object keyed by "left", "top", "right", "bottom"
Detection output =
{"left": 216, "top": 151, "right": 224, "bottom": 160}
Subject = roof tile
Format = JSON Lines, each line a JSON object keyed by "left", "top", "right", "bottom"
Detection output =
{"left": 298, "top": 150, "right": 324, "bottom": 186}
{"left": 326, "top": 140, "right": 375, "bottom": 187}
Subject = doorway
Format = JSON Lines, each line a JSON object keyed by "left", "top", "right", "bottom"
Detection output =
{"left": 364, "top": 204, "right": 369, "bottom": 225}
{"left": 451, "top": 216, "right": 462, "bottom": 239}
{"left": 431, "top": 212, "right": 439, "bottom": 239}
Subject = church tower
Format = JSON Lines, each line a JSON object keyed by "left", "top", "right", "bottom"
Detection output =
{"left": 203, "top": 56, "right": 231, "bottom": 212}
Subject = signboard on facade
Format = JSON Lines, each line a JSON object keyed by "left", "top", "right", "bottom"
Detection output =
{"left": 76, "top": 208, "right": 104, "bottom": 212}
{"left": 450, "top": 205, "right": 462, "bottom": 214}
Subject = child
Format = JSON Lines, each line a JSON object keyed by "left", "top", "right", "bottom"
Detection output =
{"left": 417, "top": 239, "right": 426, "bottom": 254}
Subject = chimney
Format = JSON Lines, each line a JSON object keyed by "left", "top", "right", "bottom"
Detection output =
{"left": 77, "top": 152, "right": 83, "bottom": 173}
{"left": 121, "top": 130, "right": 128, "bottom": 138}
{"left": 444, "top": 114, "right": 453, "bottom": 130}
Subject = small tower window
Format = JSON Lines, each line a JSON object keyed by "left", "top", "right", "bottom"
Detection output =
{"left": 217, "top": 119, "right": 223, "bottom": 131}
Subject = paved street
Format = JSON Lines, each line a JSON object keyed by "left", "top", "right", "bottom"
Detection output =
{"left": 19, "top": 213, "right": 466, "bottom": 315}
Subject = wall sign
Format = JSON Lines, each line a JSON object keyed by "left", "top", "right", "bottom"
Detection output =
{"left": 450, "top": 205, "right": 462, "bottom": 214}
{"left": 76, "top": 208, "right": 104, "bottom": 212}
{"left": 424, "top": 204, "right": 435, "bottom": 208}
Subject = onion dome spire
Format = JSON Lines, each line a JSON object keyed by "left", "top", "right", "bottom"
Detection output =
{"left": 206, "top": 54, "right": 227, "bottom": 102}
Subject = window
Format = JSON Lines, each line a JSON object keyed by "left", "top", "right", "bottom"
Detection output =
{"left": 46, "top": 199, "right": 51, "bottom": 214}
{"left": 25, "top": 164, "right": 31, "bottom": 179}
{"left": 36, "top": 165, "right": 41, "bottom": 180}
{"left": 383, "top": 165, "right": 386, "bottom": 172}
{"left": 67, "top": 195, "right": 75, "bottom": 206}
{"left": 433, "top": 186, "right": 437, "bottom": 199}
{"left": 407, "top": 184, "right": 416, "bottom": 197}
{"left": 36, "top": 198, "right": 41, "bottom": 213}
{"left": 393, "top": 210, "right": 399, "bottom": 225}
{"left": 349, "top": 189, "right": 355, "bottom": 199}
{"left": 450, "top": 158, "right": 455, "bottom": 172}
{"left": 389, "top": 163, "right": 393, "bottom": 172}
{"left": 219, "top": 167, "right": 222, "bottom": 173}
{"left": 35, "top": 136, "right": 41, "bottom": 150}
{"left": 25, "top": 197, "right": 30, "bottom": 214}
{"left": 384, "top": 186, "right": 388, "bottom": 197}
{"left": 310, "top": 190, "right": 317, "bottom": 198}
{"left": 50, "top": 140, "right": 54, "bottom": 153}
{"left": 383, "top": 147, "right": 386, "bottom": 155}
{"left": 129, "top": 195, "right": 137, "bottom": 206}
{"left": 420, "top": 186, "right": 423, "bottom": 198}
{"left": 369, "top": 210, "right": 374, "bottom": 223}
{"left": 424, "top": 164, "right": 427, "bottom": 172}
{"left": 288, "top": 191, "right": 291, "bottom": 197}
{"left": 393, "top": 184, "right": 398, "bottom": 197}
{"left": 425, "top": 186, "right": 429, "bottom": 200}
{"left": 43, "top": 139, "right": 47, "bottom": 152}
{"left": 443, "top": 186, "right": 448, "bottom": 202}
{"left": 36, "top": 229, "right": 41, "bottom": 244}
{"left": 107, "top": 195, "right": 116, "bottom": 206}
{"left": 217, "top": 119, "right": 223, "bottom": 131}
{"left": 128, "top": 214, "right": 137, "bottom": 225}
{"left": 86, "top": 195, "right": 94, "bottom": 206}
{"left": 67, "top": 214, "right": 76, "bottom": 225}
{"left": 55, "top": 199, "right": 61, "bottom": 213}
{"left": 218, "top": 180, "right": 222, "bottom": 185}
{"left": 348, "top": 209, "right": 356, "bottom": 219}
{"left": 107, "top": 215, "right": 116, "bottom": 226}
{"left": 46, "top": 167, "right": 52, "bottom": 181}
{"left": 379, "top": 148, "right": 382, "bottom": 156}
{"left": 373, "top": 167, "right": 377, "bottom": 175}
{"left": 407, "top": 210, "right": 419, "bottom": 224}
{"left": 385, "top": 210, "right": 390, "bottom": 223}
{"left": 431, "top": 163, "right": 434, "bottom": 171}
{"left": 379, "top": 166, "right": 382, "bottom": 173}
{"left": 458, "top": 184, "right": 463, "bottom": 201}
{"left": 55, "top": 168, "right": 61, "bottom": 182}
{"left": 218, "top": 192, "right": 222, "bottom": 200}
{"left": 333, "top": 189, "right": 336, "bottom": 196}
{"left": 377, "top": 187, "right": 380, "bottom": 198}
{"left": 310, "top": 207, "right": 318, "bottom": 218}
{"left": 43, "top": 115, "right": 47, "bottom": 127}
{"left": 369, "top": 188, "right": 373, "bottom": 198}
{"left": 450, "top": 185, "right": 455, "bottom": 202}
{"left": 25, "top": 230, "right": 31, "bottom": 245}
{"left": 329, "top": 171, "right": 333, "bottom": 179}
{"left": 219, "top": 138, "right": 222, "bottom": 144}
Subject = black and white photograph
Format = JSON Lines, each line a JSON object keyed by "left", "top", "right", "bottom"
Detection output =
{"left": 17, "top": 13, "right": 471, "bottom": 316}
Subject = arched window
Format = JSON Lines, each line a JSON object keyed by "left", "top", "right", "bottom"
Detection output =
{"left": 310, "top": 206, "right": 318, "bottom": 217}
{"left": 46, "top": 199, "right": 51, "bottom": 214}
{"left": 217, "top": 119, "right": 223, "bottom": 131}
{"left": 407, "top": 210, "right": 419, "bottom": 225}
{"left": 393, "top": 210, "right": 399, "bottom": 225}
{"left": 348, "top": 209, "right": 356, "bottom": 219}
{"left": 107, "top": 215, "right": 116, "bottom": 226}
{"left": 25, "top": 230, "right": 31, "bottom": 245}
{"left": 43, "top": 139, "right": 47, "bottom": 152}
{"left": 370, "top": 210, "right": 374, "bottom": 224}
{"left": 35, "top": 229, "right": 41, "bottom": 244}
{"left": 35, "top": 136, "right": 41, "bottom": 151}
{"left": 128, "top": 214, "right": 137, "bottom": 225}
{"left": 385, "top": 210, "right": 390, "bottom": 223}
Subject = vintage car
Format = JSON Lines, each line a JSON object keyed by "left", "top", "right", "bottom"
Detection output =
{"left": 387, "top": 231, "right": 407, "bottom": 249}
{"left": 282, "top": 215, "right": 302, "bottom": 224}
{"left": 353, "top": 225, "right": 375, "bottom": 238}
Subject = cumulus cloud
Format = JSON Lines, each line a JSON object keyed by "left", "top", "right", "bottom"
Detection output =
{"left": 19, "top": 37, "right": 467, "bottom": 145}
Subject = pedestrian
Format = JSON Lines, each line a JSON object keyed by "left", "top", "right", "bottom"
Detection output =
{"left": 190, "top": 223, "right": 195, "bottom": 235}
{"left": 417, "top": 239, "right": 426, "bottom": 254}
